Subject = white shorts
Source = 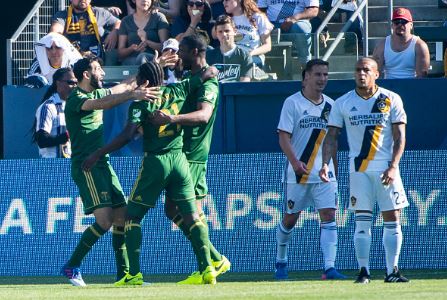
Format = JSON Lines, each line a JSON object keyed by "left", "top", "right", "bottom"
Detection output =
{"left": 349, "top": 171, "right": 409, "bottom": 212}
{"left": 284, "top": 182, "right": 338, "bottom": 214}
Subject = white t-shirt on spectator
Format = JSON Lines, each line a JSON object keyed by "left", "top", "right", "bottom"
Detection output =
{"left": 258, "top": 0, "right": 319, "bottom": 23}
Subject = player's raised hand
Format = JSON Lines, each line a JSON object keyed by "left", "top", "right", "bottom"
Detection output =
{"left": 201, "top": 66, "right": 219, "bottom": 81}
{"left": 148, "top": 110, "right": 172, "bottom": 125}
{"left": 132, "top": 81, "right": 161, "bottom": 101}
{"left": 319, "top": 163, "right": 331, "bottom": 182}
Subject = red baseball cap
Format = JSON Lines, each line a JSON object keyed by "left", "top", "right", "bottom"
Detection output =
{"left": 392, "top": 7, "right": 413, "bottom": 22}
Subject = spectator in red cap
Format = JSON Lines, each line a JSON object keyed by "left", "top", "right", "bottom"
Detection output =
{"left": 373, "top": 7, "right": 429, "bottom": 79}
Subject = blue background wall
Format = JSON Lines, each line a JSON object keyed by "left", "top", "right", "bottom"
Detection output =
{"left": 0, "top": 151, "right": 446, "bottom": 276}
{"left": 3, "top": 78, "right": 447, "bottom": 159}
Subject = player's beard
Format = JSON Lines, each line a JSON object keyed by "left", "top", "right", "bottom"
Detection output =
{"left": 90, "top": 74, "right": 102, "bottom": 89}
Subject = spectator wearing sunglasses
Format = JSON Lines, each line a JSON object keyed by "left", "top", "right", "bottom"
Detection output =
{"left": 373, "top": 7, "right": 429, "bottom": 79}
{"left": 26, "top": 32, "right": 82, "bottom": 88}
{"left": 32, "top": 68, "right": 77, "bottom": 158}
{"left": 171, "top": 0, "right": 218, "bottom": 48}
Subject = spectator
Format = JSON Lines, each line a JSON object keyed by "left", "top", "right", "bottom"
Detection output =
{"left": 157, "top": 0, "right": 183, "bottom": 21}
{"left": 373, "top": 7, "right": 430, "bottom": 79}
{"left": 223, "top": 0, "right": 274, "bottom": 68}
{"left": 161, "top": 38, "right": 183, "bottom": 83}
{"left": 26, "top": 32, "right": 82, "bottom": 87}
{"left": 50, "top": 0, "right": 121, "bottom": 65}
{"left": 32, "top": 68, "right": 76, "bottom": 158}
{"left": 206, "top": 15, "right": 253, "bottom": 82}
{"left": 258, "top": 0, "right": 319, "bottom": 65}
{"left": 331, "top": 0, "right": 363, "bottom": 54}
{"left": 117, "top": 0, "right": 169, "bottom": 65}
{"left": 171, "top": 0, "right": 218, "bottom": 48}
{"left": 92, "top": 0, "right": 130, "bottom": 17}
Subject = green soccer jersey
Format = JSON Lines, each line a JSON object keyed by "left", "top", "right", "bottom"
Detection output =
{"left": 65, "top": 87, "right": 111, "bottom": 163}
{"left": 128, "top": 76, "right": 202, "bottom": 154}
{"left": 182, "top": 73, "right": 219, "bottom": 162}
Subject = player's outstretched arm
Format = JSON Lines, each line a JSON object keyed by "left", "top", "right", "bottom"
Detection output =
{"left": 82, "top": 123, "right": 139, "bottom": 171}
{"left": 81, "top": 82, "right": 160, "bottom": 111}
{"left": 320, "top": 126, "right": 340, "bottom": 182}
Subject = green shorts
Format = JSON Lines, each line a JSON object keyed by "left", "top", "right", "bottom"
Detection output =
{"left": 188, "top": 161, "right": 208, "bottom": 201}
{"left": 128, "top": 150, "right": 197, "bottom": 219}
{"left": 71, "top": 161, "right": 126, "bottom": 215}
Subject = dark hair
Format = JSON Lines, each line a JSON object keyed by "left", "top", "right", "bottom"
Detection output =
{"left": 137, "top": 61, "right": 164, "bottom": 87}
{"left": 73, "top": 55, "right": 102, "bottom": 82}
{"left": 302, "top": 59, "right": 329, "bottom": 79}
{"left": 180, "top": 34, "right": 208, "bottom": 52}
{"left": 180, "top": 0, "right": 212, "bottom": 24}
{"left": 127, "top": 0, "right": 157, "bottom": 10}
{"left": 31, "top": 67, "right": 73, "bottom": 143}
{"left": 215, "top": 14, "right": 236, "bottom": 28}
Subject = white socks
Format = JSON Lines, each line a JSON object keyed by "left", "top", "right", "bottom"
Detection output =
{"left": 320, "top": 221, "right": 337, "bottom": 270}
{"left": 383, "top": 221, "right": 402, "bottom": 275}
{"left": 354, "top": 212, "right": 373, "bottom": 273}
{"left": 276, "top": 222, "right": 293, "bottom": 263}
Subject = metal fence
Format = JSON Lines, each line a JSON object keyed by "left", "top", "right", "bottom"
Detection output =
{"left": 6, "top": 0, "right": 69, "bottom": 85}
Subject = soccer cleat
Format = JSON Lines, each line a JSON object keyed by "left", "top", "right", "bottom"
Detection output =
{"left": 354, "top": 267, "right": 371, "bottom": 284}
{"left": 202, "top": 266, "right": 217, "bottom": 285}
{"left": 274, "top": 262, "right": 288, "bottom": 280}
{"left": 321, "top": 267, "right": 347, "bottom": 280}
{"left": 213, "top": 256, "right": 231, "bottom": 276}
{"left": 177, "top": 271, "right": 203, "bottom": 285}
{"left": 60, "top": 264, "right": 86, "bottom": 287}
{"left": 114, "top": 272, "right": 144, "bottom": 286}
{"left": 384, "top": 267, "right": 410, "bottom": 283}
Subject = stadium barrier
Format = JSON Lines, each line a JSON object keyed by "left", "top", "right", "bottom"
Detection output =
{"left": 3, "top": 78, "right": 447, "bottom": 159}
{"left": 0, "top": 151, "right": 446, "bottom": 276}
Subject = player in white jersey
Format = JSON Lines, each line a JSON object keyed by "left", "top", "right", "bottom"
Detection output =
{"left": 275, "top": 59, "right": 346, "bottom": 281}
{"left": 320, "top": 57, "right": 410, "bottom": 284}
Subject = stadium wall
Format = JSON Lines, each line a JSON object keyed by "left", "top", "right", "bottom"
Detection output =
{"left": 0, "top": 151, "right": 446, "bottom": 276}
{"left": 3, "top": 78, "right": 447, "bottom": 159}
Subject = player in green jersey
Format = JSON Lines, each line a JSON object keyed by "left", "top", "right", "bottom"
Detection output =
{"left": 61, "top": 55, "right": 160, "bottom": 287}
{"left": 81, "top": 60, "right": 219, "bottom": 285}
{"left": 150, "top": 35, "right": 231, "bottom": 284}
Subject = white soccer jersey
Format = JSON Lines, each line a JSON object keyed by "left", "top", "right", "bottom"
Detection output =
{"left": 257, "top": 0, "right": 319, "bottom": 23}
{"left": 278, "top": 91, "right": 336, "bottom": 183}
{"left": 35, "top": 93, "right": 71, "bottom": 158}
{"left": 328, "top": 86, "right": 407, "bottom": 173}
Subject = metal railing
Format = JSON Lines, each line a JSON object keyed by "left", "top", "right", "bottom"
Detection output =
{"left": 314, "top": 0, "right": 369, "bottom": 61}
{"left": 6, "top": 0, "right": 69, "bottom": 85}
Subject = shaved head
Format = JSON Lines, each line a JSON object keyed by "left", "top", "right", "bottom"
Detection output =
{"left": 356, "top": 57, "right": 379, "bottom": 71}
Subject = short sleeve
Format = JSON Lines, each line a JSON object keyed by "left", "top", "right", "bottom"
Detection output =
{"left": 277, "top": 97, "right": 295, "bottom": 134}
{"left": 391, "top": 94, "right": 407, "bottom": 124}
{"left": 327, "top": 98, "right": 344, "bottom": 128}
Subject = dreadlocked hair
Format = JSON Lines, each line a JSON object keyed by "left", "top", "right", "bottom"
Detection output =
{"left": 138, "top": 61, "right": 164, "bottom": 87}
{"left": 31, "top": 67, "right": 73, "bottom": 144}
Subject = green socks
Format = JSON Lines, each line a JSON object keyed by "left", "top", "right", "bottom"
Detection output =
{"left": 124, "top": 220, "right": 142, "bottom": 276}
{"left": 68, "top": 222, "right": 107, "bottom": 267}
{"left": 112, "top": 226, "right": 129, "bottom": 280}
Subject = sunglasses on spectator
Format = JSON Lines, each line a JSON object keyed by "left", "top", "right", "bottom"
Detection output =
{"left": 60, "top": 80, "right": 78, "bottom": 85}
{"left": 187, "top": 1, "right": 204, "bottom": 7}
{"left": 392, "top": 19, "right": 409, "bottom": 26}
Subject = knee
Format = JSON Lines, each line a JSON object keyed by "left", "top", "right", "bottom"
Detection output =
{"left": 319, "top": 208, "right": 336, "bottom": 223}
{"left": 96, "top": 218, "right": 113, "bottom": 231}
{"left": 281, "top": 213, "right": 300, "bottom": 230}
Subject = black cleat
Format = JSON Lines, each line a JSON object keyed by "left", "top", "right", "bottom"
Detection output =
{"left": 384, "top": 267, "right": 410, "bottom": 283}
{"left": 354, "top": 267, "right": 371, "bottom": 284}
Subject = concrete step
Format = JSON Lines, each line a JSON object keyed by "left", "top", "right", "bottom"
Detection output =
{"left": 369, "top": 0, "right": 438, "bottom": 6}
{"left": 367, "top": 6, "right": 445, "bottom": 22}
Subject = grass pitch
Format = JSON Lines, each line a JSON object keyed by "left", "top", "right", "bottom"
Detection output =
{"left": 1, "top": 269, "right": 446, "bottom": 300}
